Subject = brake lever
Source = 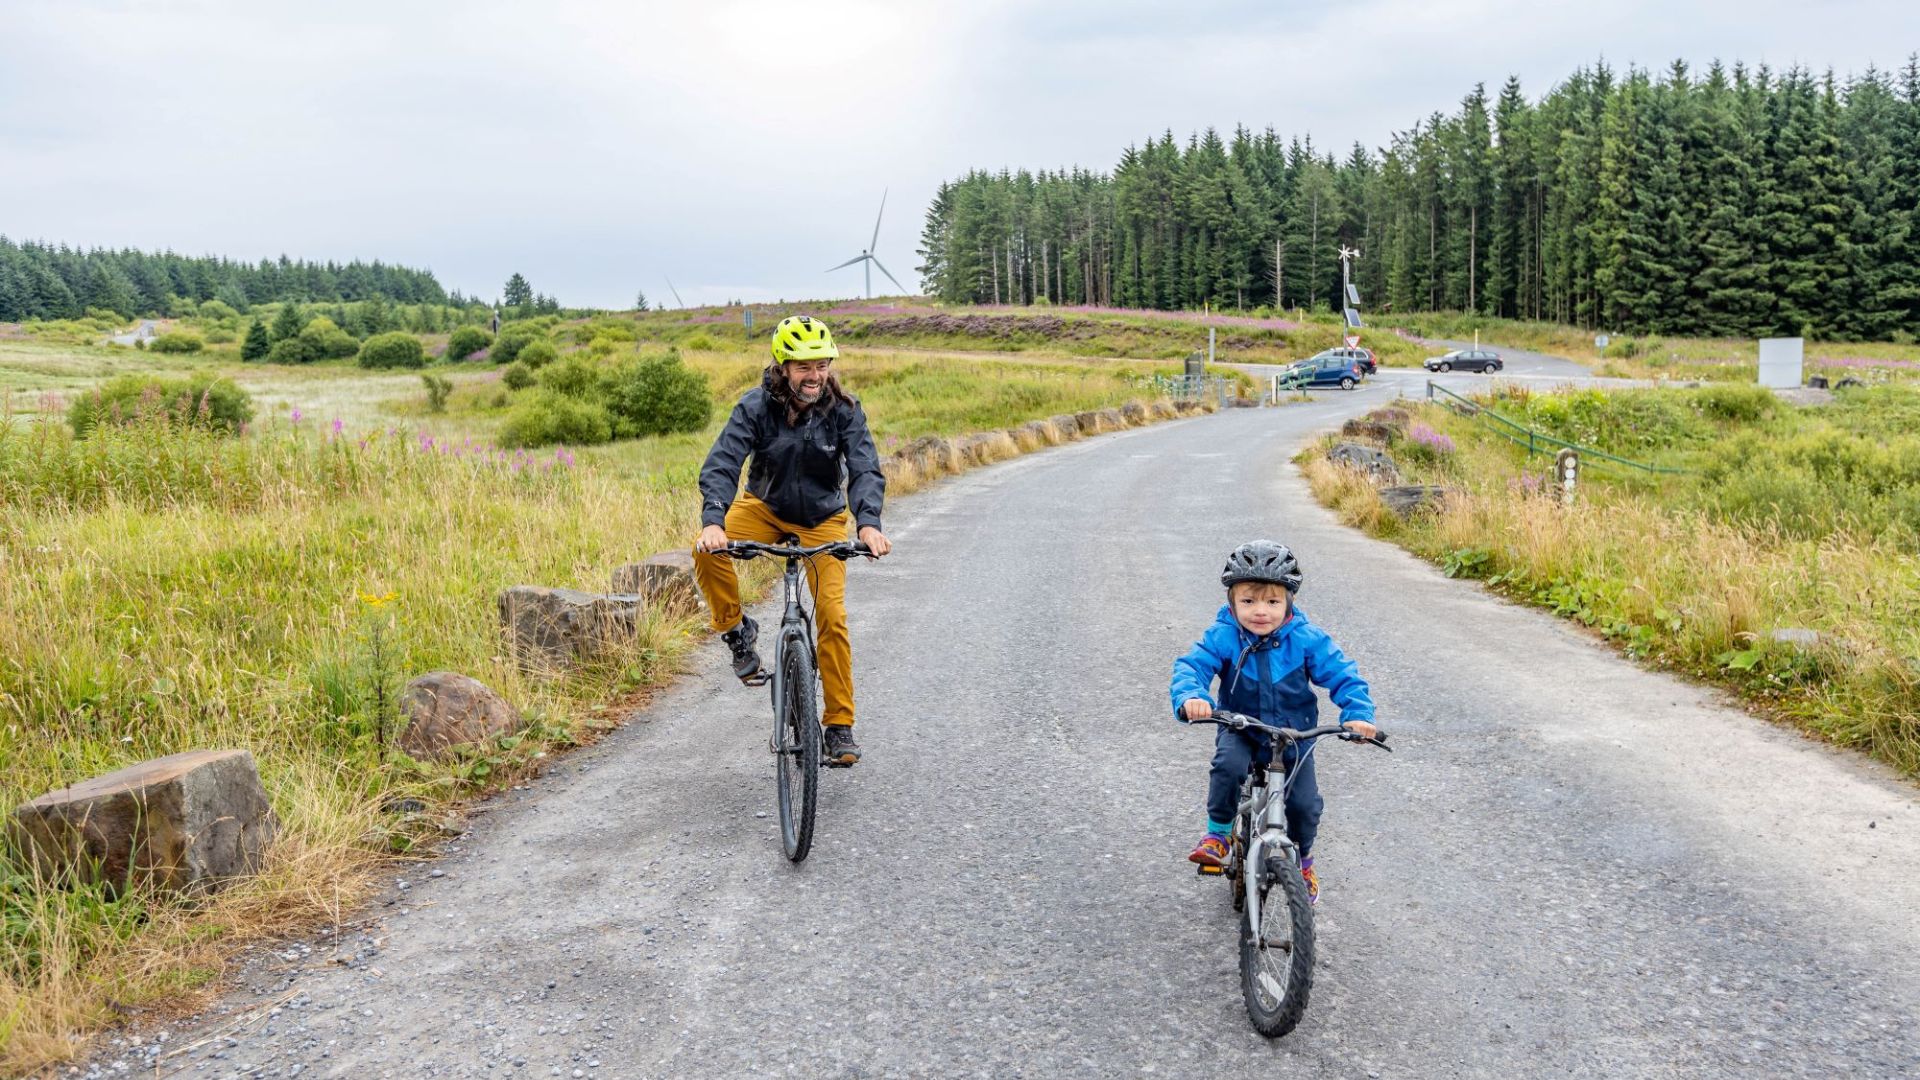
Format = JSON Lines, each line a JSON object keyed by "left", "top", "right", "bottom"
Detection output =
{"left": 1339, "top": 731, "right": 1392, "bottom": 751}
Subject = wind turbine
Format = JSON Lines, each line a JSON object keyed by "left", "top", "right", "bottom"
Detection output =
{"left": 663, "top": 276, "right": 686, "bottom": 309}
{"left": 826, "top": 190, "right": 905, "bottom": 299}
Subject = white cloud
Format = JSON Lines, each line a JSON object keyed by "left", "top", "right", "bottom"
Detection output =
{"left": 2, "top": 0, "right": 1915, "bottom": 308}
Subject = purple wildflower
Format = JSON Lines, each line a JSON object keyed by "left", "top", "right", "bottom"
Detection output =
{"left": 290, "top": 407, "right": 303, "bottom": 424}
{"left": 1407, "top": 423, "right": 1456, "bottom": 454}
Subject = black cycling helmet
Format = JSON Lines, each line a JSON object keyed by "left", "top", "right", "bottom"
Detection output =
{"left": 1220, "top": 540, "right": 1302, "bottom": 594}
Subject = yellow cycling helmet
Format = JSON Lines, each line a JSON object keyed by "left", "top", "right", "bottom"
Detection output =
{"left": 771, "top": 315, "right": 839, "bottom": 363}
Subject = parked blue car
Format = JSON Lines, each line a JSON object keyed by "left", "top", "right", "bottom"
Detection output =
{"left": 1276, "top": 354, "right": 1365, "bottom": 391}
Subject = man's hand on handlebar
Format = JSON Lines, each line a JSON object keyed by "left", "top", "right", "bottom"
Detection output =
{"left": 858, "top": 526, "right": 891, "bottom": 558}
{"left": 1181, "top": 698, "right": 1214, "bottom": 722}
{"left": 697, "top": 525, "right": 729, "bottom": 553}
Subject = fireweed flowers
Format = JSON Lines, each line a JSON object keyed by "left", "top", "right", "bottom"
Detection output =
{"left": 1406, "top": 423, "right": 1456, "bottom": 454}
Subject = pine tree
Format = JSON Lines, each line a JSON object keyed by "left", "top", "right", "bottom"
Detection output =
{"left": 241, "top": 319, "right": 270, "bottom": 361}
{"left": 633, "top": 288, "right": 649, "bottom": 311}
{"left": 503, "top": 273, "right": 533, "bottom": 307}
{"left": 270, "top": 300, "right": 304, "bottom": 341}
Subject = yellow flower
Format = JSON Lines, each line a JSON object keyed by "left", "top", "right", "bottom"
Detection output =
{"left": 359, "top": 590, "right": 398, "bottom": 609}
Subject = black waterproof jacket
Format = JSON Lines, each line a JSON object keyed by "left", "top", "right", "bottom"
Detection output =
{"left": 698, "top": 381, "right": 885, "bottom": 532}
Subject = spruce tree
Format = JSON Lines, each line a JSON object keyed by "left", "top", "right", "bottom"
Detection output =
{"left": 502, "top": 273, "right": 533, "bottom": 307}
{"left": 241, "top": 319, "right": 270, "bottom": 361}
{"left": 270, "top": 300, "right": 304, "bottom": 342}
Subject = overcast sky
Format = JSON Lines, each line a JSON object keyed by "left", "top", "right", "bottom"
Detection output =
{"left": 3, "top": 1, "right": 1916, "bottom": 309}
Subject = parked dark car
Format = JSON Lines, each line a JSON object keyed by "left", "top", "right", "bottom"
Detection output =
{"left": 1424, "top": 348, "right": 1503, "bottom": 373}
{"left": 1308, "top": 346, "right": 1376, "bottom": 376}
{"left": 1277, "top": 354, "right": 1365, "bottom": 391}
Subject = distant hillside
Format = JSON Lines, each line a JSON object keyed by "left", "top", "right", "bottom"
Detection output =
{"left": 0, "top": 237, "right": 465, "bottom": 322}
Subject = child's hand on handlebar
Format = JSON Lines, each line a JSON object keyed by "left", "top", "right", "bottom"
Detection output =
{"left": 1181, "top": 698, "right": 1214, "bottom": 722}
{"left": 1341, "top": 720, "right": 1379, "bottom": 741}
{"left": 697, "top": 525, "right": 729, "bottom": 553}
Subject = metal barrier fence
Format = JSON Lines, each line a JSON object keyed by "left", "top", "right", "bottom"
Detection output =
{"left": 1144, "top": 373, "right": 1232, "bottom": 406}
{"left": 1425, "top": 380, "right": 1690, "bottom": 476}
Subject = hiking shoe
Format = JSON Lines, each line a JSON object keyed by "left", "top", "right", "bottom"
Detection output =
{"left": 1299, "top": 857, "right": 1319, "bottom": 905}
{"left": 1188, "top": 834, "right": 1229, "bottom": 867}
{"left": 720, "top": 617, "right": 762, "bottom": 682}
{"left": 823, "top": 724, "right": 861, "bottom": 767}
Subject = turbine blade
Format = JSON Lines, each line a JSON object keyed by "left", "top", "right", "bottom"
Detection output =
{"left": 825, "top": 254, "right": 868, "bottom": 273}
{"left": 869, "top": 189, "right": 888, "bottom": 254}
{"left": 665, "top": 276, "right": 684, "bottom": 308}
{"left": 871, "top": 257, "right": 905, "bottom": 293}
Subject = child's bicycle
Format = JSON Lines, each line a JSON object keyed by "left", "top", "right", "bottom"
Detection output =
{"left": 1184, "top": 709, "right": 1390, "bottom": 1037}
{"left": 717, "top": 537, "right": 870, "bottom": 863}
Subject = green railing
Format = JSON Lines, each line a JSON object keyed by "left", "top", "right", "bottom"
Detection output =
{"left": 1425, "top": 381, "right": 1691, "bottom": 476}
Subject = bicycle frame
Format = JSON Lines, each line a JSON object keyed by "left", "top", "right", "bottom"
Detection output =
{"left": 1190, "top": 712, "right": 1387, "bottom": 939}
{"left": 765, "top": 551, "right": 818, "bottom": 753}
{"left": 1238, "top": 755, "right": 1301, "bottom": 949}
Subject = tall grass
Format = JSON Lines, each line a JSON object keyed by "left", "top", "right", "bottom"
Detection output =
{"left": 1304, "top": 389, "right": 1920, "bottom": 778}
{"left": 0, "top": 346, "right": 1174, "bottom": 1073}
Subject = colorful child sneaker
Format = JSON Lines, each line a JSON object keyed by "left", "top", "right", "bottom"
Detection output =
{"left": 1299, "top": 857, "right": 1319, "bottom": 905}
{"left": 1188, "top": 834, "right": 1229, "bottom": 867}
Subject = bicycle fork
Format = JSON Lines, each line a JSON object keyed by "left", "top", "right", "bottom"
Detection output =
{"left": 1243, "top": 794, "right": 1298, "bottom": 952}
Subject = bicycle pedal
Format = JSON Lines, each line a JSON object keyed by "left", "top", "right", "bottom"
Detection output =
{"left": 741, "top": 671, "right": 771, "bottom": 687}
{"left": 1196, "top": 863, "right": 1225, "bottom": 876}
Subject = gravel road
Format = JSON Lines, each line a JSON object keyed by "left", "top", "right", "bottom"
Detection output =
{"left": 77, "top": 384, "right": 1920, "bottom": 1079}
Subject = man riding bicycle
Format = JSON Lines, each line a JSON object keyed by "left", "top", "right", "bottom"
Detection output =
{"left": 692, "top": 315, "right": 890, "bottom": 766}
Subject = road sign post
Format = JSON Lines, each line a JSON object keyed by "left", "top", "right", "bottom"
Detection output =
{"left": 1337, "top": 245, "right": 1362, "bottom": 344}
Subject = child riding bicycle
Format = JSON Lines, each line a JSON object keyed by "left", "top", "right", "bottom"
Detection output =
{"left": 1170, "top": 540, "right": 1377, "bottom": 902}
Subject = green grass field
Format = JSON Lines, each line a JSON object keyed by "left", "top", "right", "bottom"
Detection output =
{"left": 1304, "top": 382, "right": 1920, "bottom": 785}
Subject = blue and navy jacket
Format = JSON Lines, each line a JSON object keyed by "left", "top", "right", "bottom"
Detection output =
{"left": 1170, "top": 605, "right": 1375, "bottom": 739}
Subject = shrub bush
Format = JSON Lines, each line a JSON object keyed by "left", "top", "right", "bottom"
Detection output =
{"left": 604, "top": 353, "right": 713, "bottom": 437}
{"left": 265, "top": 336, "right": 319, "bottom": 364}
{"left": 203, "top": 327, "right": 237, "bottom": 345}
{"left": 682, "top": 332, "right": 717, "bottom": 351}
{"left": 539, "top": 356, "right": 600, "bottom": 398}
{"left": 196, "top": 299, "right": 240, "bottom": 322}
{"left": 299, "top": 317, "right": 361, "bottom": 361}
{"left": 358, "top": 332, "right": 427, "bottom": 370}
{"left": 68, "top": 373, "right": 255, "bottom": 437}
{"left": 490, "top": 325, "right": 545, "bottom": 365}
{"left": 1693, "top": 384, "right": 1777, "bottom": 423}
{"left": 497, "top": 392, "right": 613, "bottom": 448}
{"left": 148, "top": 332, "right": 205, "bottom": 354}
{"left": 422, "top": 373, "right": 453, "bottom": 413}
{"left": 501, "top": 362, "right": 537, "bottom": 390}
{"left": 517, "top": 340, "right": 559, "bottom": 369}
{"left": 446, "top": 325, "right": 492, "bottom": 362}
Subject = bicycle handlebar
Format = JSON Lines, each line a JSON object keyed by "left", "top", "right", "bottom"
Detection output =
{"left": 1184, "top": 709, "right": 1391, "bottom": 751}
{"left": 716, "top": 540, "right": 873, "bottom": 562}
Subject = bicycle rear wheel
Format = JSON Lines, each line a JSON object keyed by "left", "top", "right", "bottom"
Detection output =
{"left": 773, "top": 634, "right": 821, "bottom": 862}
{"left": 1239, "top": 854, "right": 1315, "bottom": 1037}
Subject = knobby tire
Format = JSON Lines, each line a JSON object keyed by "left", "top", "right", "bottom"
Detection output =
{"left": 775, "top": 633, "right": 821, "bottom": 862}
{"left": 1239, "top": 855, "right": 1315, "bottom": 1037}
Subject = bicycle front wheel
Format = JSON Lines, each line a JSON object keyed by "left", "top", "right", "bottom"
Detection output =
{"left": 1239, "top": 854, "right": 1315, "bottom": 1037}
{"left": 773, "top": 634, "right": 822, "bottom": 862}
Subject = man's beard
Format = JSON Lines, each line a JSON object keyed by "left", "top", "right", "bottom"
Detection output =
{"left": 795, "top": 383, "right": 823, "bottom": 403}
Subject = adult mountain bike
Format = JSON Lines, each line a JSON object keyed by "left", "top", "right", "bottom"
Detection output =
{"left": 718, "top": 537, "right": 870, "bottom": 863}
{"left": 1185, "top": 709, "right": 1390, "bottom": 1037}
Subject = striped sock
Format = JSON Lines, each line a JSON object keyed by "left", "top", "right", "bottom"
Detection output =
{"left": 1206, "top": 818, "right": 1233, "bottom": 838}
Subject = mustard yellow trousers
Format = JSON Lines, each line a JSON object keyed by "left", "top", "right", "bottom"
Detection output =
{"left": 691, "top": 493, "right": 855, "bottom": 728}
